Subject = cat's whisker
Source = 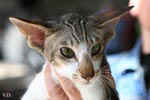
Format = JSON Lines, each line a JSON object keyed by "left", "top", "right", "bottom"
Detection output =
{"left": 72, "top": 73, "right": 78, "bottom": 79}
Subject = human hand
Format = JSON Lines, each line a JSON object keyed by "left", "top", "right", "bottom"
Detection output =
{"left": 44, "top": 63, "right": 82, "bottom": 100}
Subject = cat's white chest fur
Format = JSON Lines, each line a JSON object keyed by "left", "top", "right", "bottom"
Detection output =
{"left": 74, "top": 77, "right": 105, "bottom": 100}
{"left": 21, "top": 72, "right": 49, "bottom": 100}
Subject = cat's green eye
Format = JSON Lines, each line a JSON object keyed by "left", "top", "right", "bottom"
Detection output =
{"left": 60, "top": 47, "right": 75, "bottom": 58}
{"left": 91, "top": 44, "right": 101, "bottom": 56}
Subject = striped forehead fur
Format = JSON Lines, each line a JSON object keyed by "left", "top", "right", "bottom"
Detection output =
{"left": 44, "top": 13, "right": 105, "bottom": 47}
{"left": 61, "top": 13, "right": 94, "bottom": 44}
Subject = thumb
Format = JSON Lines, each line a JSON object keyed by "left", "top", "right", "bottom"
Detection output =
{"left": 44, "top": 63, "right": 69, "bottom": 100}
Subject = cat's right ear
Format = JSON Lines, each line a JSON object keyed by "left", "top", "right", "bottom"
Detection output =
{"left": 9, "top": 17, "right": 55, "bottom": 53}
{"left": 88, "top": 6, "right": 133, "bottom": 41}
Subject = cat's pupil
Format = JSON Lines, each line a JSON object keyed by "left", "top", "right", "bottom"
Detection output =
{"left": 60, "top": 47, "right": 75, "bottom": 58}
{"left": 91, "top": 44, "right": 101, "bottom": 56}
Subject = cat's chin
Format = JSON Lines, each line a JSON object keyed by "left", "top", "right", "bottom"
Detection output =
{"left": 73, "top": 76, "right": 100, "bottom": 85}
{"left": 73, "top": 78, "right": 89, "bottom": 85}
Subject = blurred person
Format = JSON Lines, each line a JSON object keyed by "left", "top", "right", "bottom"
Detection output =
{"left": 129, "top": 0, "right": 150, "bottom": 92}
{"left": 106, "top": 0, "right": 150, "bottom": 100}
{"left": 106, "top": 13, "right": 137, "bottom": 54}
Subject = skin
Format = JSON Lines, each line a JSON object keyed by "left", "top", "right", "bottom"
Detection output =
{"left": 129, "top": 0, "right": 150, "bottom": 54}
{"left": 44, "top": 63, "right": 82, "bottom": 100}
{"left": 129, "top": 0, "right": 150, "bottom": 91}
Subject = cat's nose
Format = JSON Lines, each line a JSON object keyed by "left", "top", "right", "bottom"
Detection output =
{"left": 78, "top": 55, "right": 95, "bottom": 81}
{"left": 80, "top": 70, "right": 95, "bottom": 81}
{"left": 78, "top": 65, "right": 95, "bottom": 81}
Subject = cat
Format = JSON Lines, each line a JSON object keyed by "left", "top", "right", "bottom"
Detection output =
{"left": 9, "top": 7, "right": 131, "bottom": 100}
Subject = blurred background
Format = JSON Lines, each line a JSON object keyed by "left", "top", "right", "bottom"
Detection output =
{"left": 0, "top": 0, "right": 146, "bottom": 100}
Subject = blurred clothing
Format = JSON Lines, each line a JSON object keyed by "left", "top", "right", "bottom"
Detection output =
{"left": 140, "top": 49, "right": 150, "bottom": 90}
{"left": 106, "top": 14, "right": 137, "bottom": 54}
{"left": 107, "top": 40, "right": 148, "bottom": 100}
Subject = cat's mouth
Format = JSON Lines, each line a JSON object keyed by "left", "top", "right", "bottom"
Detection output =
{"left": 72, "top": 70, "right": 100, "bottom": 84}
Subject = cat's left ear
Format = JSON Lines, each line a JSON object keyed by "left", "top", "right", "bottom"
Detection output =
{"left": 9, "top": 17, "right": 55, "bottom": 53}
{"left": 89, "top": 6, "right": 133, "bottom": 41}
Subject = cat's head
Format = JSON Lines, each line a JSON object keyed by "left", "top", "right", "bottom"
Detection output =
{"left": 9, "top": 7, "right": 131, "bottom": 84}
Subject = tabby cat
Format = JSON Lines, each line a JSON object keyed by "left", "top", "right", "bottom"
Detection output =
{"left": 9, "top": 7, "right": 131, "bottom": 100}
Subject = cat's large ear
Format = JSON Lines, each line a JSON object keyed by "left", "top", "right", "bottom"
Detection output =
{"left": 9, "top": 17, "right": 55, "bottom": 53}
{"left": 89, "top": 6, "right": 133, "bottom": 41}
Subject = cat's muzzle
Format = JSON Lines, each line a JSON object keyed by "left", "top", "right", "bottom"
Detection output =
{"left": 73, "top": 70, "right": 100, "bottom": 84}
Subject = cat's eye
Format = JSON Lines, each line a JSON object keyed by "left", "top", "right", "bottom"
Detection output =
{"left": 60, "top": 47, "right": 75, "bottom": 58}
{"left": 91, "top": 44, "right": 101, "bottom": 56}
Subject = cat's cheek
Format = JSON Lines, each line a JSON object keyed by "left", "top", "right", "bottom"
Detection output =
{"left": 55, "top": 62, "right": 78, "bottom": 80}
{"left": 92, "top": 58, "right": 103, "bottom": 72}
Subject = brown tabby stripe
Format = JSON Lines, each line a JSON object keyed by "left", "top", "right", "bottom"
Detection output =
{"left": 101, "top": 56, "right": 115, "bottom": 87}
{"left": 64, "top": 20, "right": 80, "bottom": 43}
{"left": 64, "top": 17, "right": 91, "bottom": 44}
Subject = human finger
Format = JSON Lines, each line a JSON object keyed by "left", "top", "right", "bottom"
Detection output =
{"left": 44, "top": 63, "right": 69, "bottom": 100}
{"left": 57, "top": 75, "right": 82, "bottom": 100}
